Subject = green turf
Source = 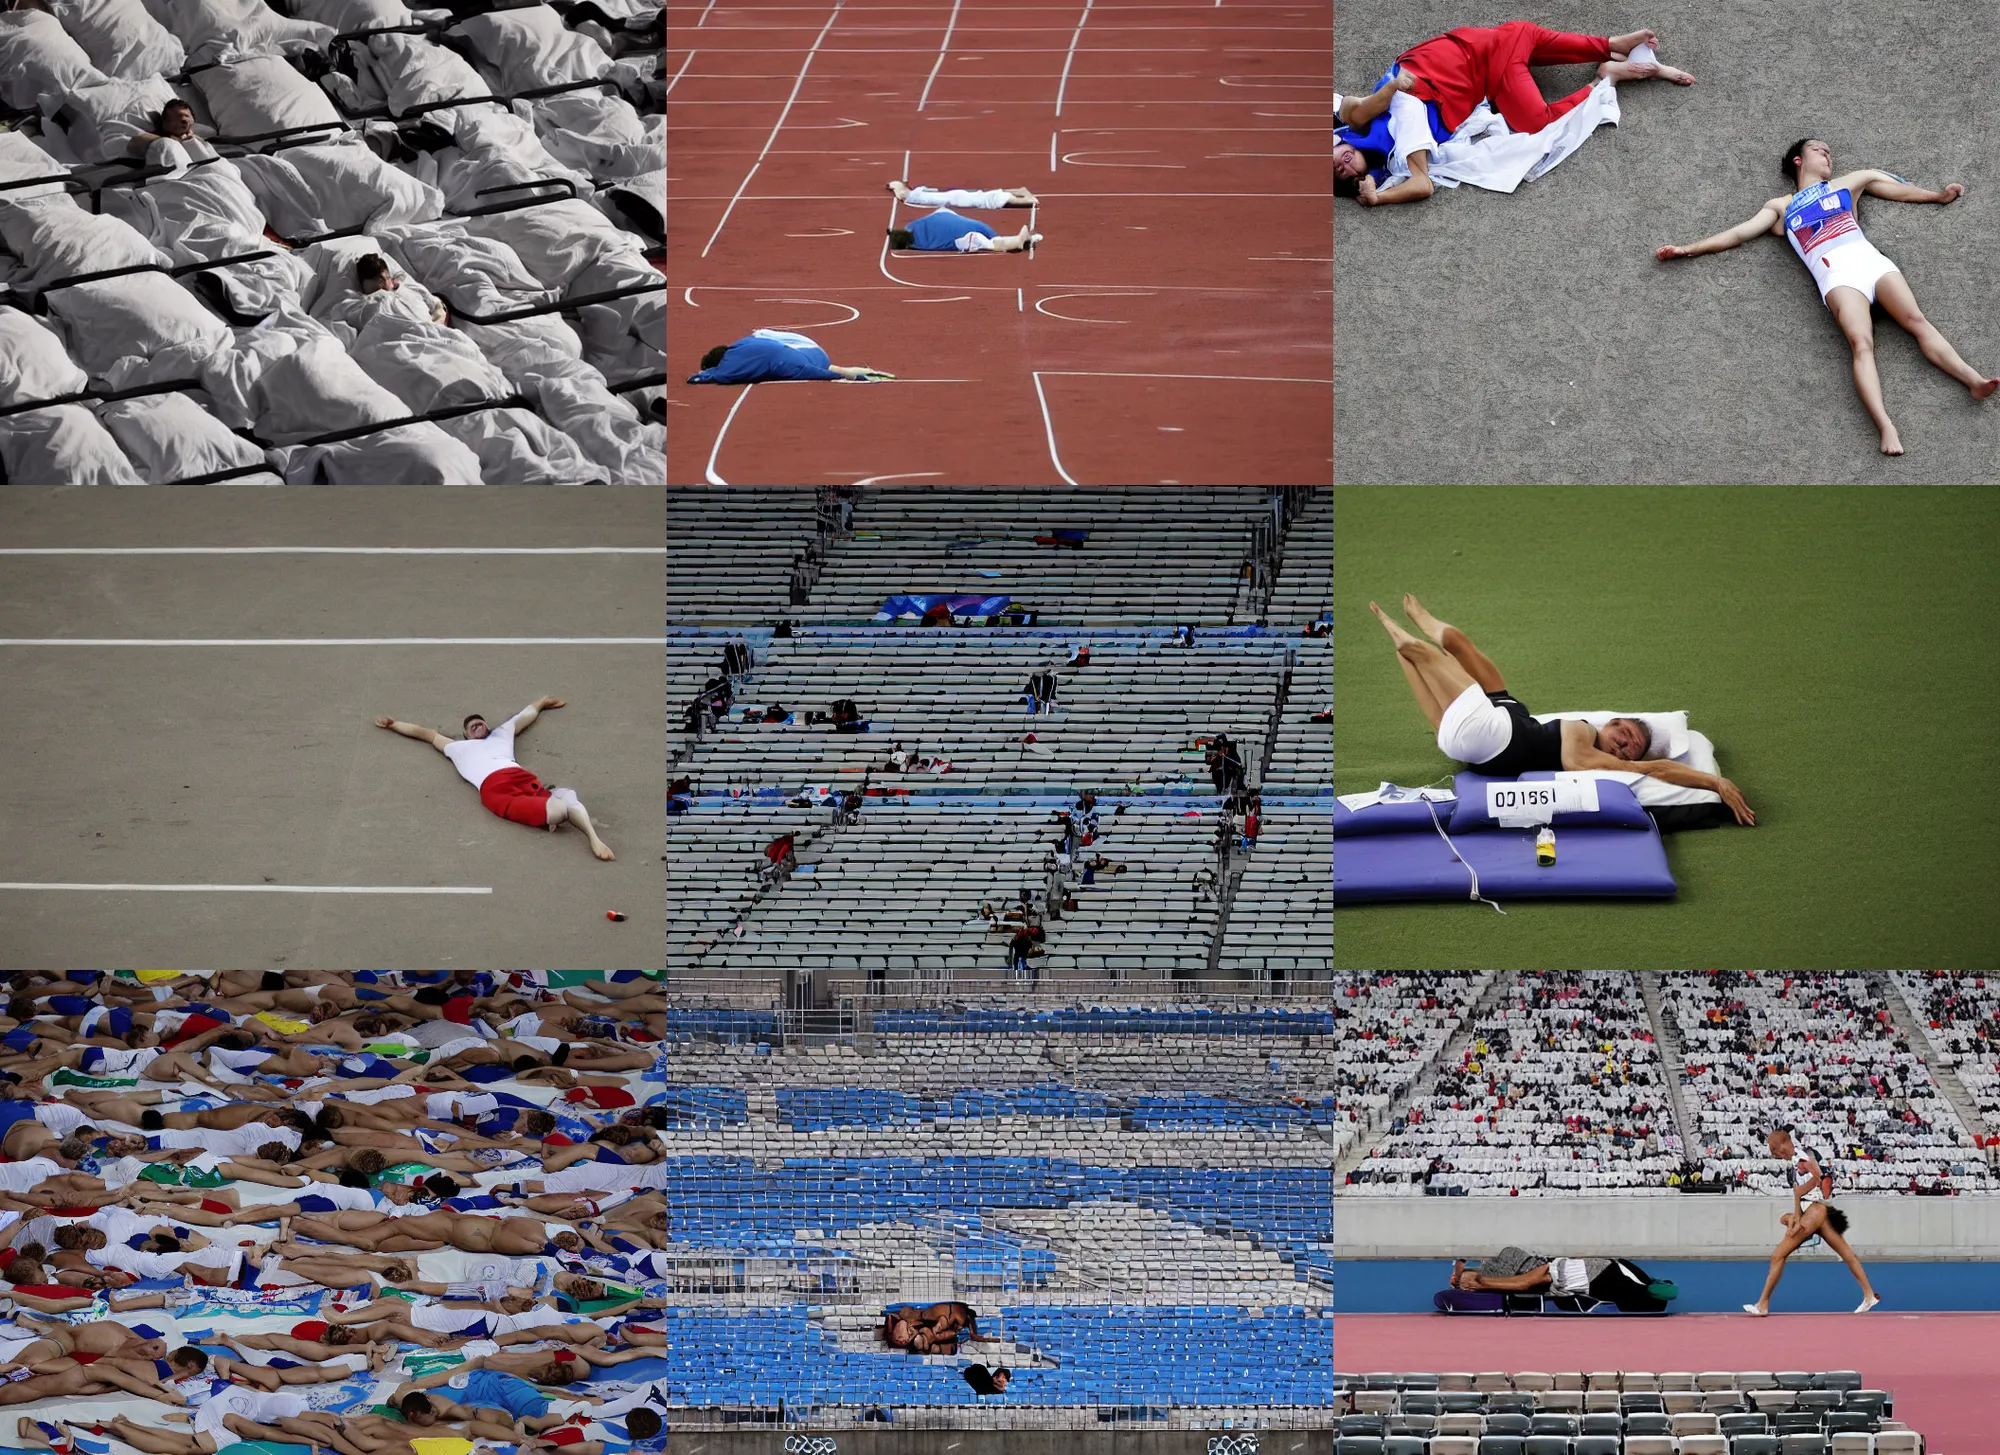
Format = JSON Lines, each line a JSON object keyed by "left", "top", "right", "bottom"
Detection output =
{"left": 1335, "top": 487, "right": 2000, "bottom": 969}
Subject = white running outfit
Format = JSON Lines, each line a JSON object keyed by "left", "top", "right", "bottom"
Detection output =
{"left": 1784, "top": 181, "right": 1900, "bottom": 306}
{"left": 905, "top": 185, "right": 1014, "bottom": 210}
{"left": 1435, "top": 682, "right": 1513, "bottom": 764}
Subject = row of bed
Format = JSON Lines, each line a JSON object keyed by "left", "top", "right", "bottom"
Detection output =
{"left": 0, "top": 0, "right": 664, "bottom": 482}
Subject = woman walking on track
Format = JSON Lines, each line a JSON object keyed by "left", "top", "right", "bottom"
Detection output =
{"left": 1743, "top": 1125, "right": 1881, "bottom": 1315}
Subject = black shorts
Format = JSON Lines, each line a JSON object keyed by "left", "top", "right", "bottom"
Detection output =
{"left": 1469, "top": 693, "right": 1558, "bottom": 777}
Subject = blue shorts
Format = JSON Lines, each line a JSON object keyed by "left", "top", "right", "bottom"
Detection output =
{"left": 462, "top": 1369, "right": 549, "bottom": 1419}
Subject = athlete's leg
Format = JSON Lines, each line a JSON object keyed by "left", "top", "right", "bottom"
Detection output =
{"left": 1825, "top": 286, "right": 1901, "bottom": 455}
{"left": 1745, "top": 1205, "right": 1819, "bottom": 1313}
{"left": 1874, "top": 271, "right": 2000, "bottom": 398}
{"left": 1402, "top": 594, "right": 1507, "bottom": 693}
{"left": 1371, "top": 602, "right": 1476, "bottom": 732}
{"left": 1816, "top": 1221, "right": 1880, "bottom": 1309}
{"left": 547, "top": 794, "right": 615, "bottom": 861}
{"left": 1483, "top": 22, "right": 1610, "bottom": 133}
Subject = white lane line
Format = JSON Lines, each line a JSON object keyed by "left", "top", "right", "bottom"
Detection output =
{"left": 0, "top": 638, "right": 669, "bottom": 646}
{"left": 1032, "top": 373, "right": 1080, "bottom": 485}
{"left": 756, "top": 298, "right": 861, "bottom": 327}
{"left": 915, "top": 0, "right": 962, "bottom": 111}
{"left": 1248, "top": 256, "right": 1332, "bottom": 262}
{"left": 1037, "top": 371, "right": 1333, "bottom": 384}
{"left": 851, "top": 472, "right": 944, "bottom": 485}
{"left": 1017, "top": 286, "right": 1023, "bottom": 312}
{"left": 2, "top": 883, "right": 493, "bottom": 895}
{"left": 699, "top": 3, "right": 843, "bottom": 257}
{"left": 1035, "top": 290, "right": 1153, "bottom": 323}
{"left": 684, "top": 287, "right": 700, "bottom": 306}
{"left": 1050, "top": 129, "right": 1058, "bottom": 171}
{"left": 1061, "top": 150, "right": 1185, "bottom": 167}
{"left": 704, "top": 385, "right": 755, "bottom": 484}
{"left": 1053, "top": 0, "right": 1093, "bottom": 117}
{"left": 696, "top": 0, "right": 714, "bottom": 23}
{"left": 0, "top": 548, "right": 665, "bottom": 556}
{"left": 902, "top": 295, "right": 972, "bottom": 303}
{"left": 666, "top": 51, "right": 695, "bottom": 93}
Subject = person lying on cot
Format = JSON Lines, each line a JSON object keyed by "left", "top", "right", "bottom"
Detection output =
{"left": 1656, "top": 139, "right": 1996, "bottom": 455}
{"left": 887, "top": 208, "right": 1041, "bottom": 254}
{"left": 1448, "top": 1246, "right": 1672, "bottom": 1307}
{"left": 358, "top": 254, "right": 449, "bottom": 326}
{"left": 1334, "top": 22, "right": 1692, "bottom": 206}
{"left": 886, "top": 181, "right": 1038, "bottom": 208}
{"left": 126, "top": 99, "right": 202, "bottom": 158}
{"left": 688, "top": 330, "right": 893, "bottom": 383}
{"left": 1369, "top": 594, "right": 1758, "bottom": 825}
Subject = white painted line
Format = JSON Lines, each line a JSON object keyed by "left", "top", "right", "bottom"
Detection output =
{"left": 696, "top": 0, "right": 714, "bottom": 22}
{"left": 665, "top": 51, "right": 695, "bottom": 93}
{"left": 1017, "top": 286, "right": 1023, "bottom": 312}
{"left": 2, "top": 883, "right": 494, "bottom": 895}
{"left": 782, "top": 226, "right": 855, "bottom": 237}
{"left": 1248, "top": 256, "right": 1332, "bottom": 262}
{"left": 756, "top": 298, "right": 861, "bottom": 327}
{"left": 902, "top": 295, "right": 972, "bottom": 302}
{"left": 1031, "top": 372, "right": 1079, "bottom": 485}
{"left": 1050, "top": 129, "right": 1058, "bottom": 171}
{"left": 851, "top": 472, "right": 944, "bottom": 485}
{"left": 1038, "top": 371, "right": 1333, "bottom": 384}
{"left": 915, "top": 0, "right": 961, "bottom": 111}
{"left": 699, "top": 3, "right": 843, "bottom": 257}
{"left": 684, "top": 286, "right": 700, "bottom": 306}
{"left": 0, "top": 548, "right": 667, "bottom": 556}
{"left": 0, "top": 638, "right": 669, "bottom": 646}
{"left": 1061, "top": 150, "right": 1185, "bottom": 167}
{"left": 704, "top": 384, "right": 755, "bottom": 484}
{"left": 1053, "top": 0, "right": 1093, "bottom": 117}
{"left": 1035, "top": 290, "right": 1152, "bottom": 323}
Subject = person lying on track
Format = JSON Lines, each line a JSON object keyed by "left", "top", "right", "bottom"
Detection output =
{"left": 1742, "top": 1124, "right": 1880, "bottom": 1315}
{"left": 1335, "top": 21, "right": 1692, "bottom": 206}
{"left": 375, "top": 697, "right": 615, "bottom": 861}
{"left": 886, "top": 181, "right": 1037, "bottom": 208}
{"left": 1370, "top": 594, "right": 1758, "bottom": 825}
{"left": 688, "top": 329, "right": 893, "bottom": 384}
{"left": 1657, "top": 139, "right": 1996, "bottom": 455}
{"left": 887, "top": 207, "right": 1041, "bottom": 254}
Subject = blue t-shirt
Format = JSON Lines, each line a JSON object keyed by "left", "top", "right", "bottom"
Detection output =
{"left": 1336, "top": 66, "right": 1451, "bottom": 184}
{"left": 906, "top": 209, "right": 996, "bottom": 251}
{"left": 687, "top": 332, "right": 840, "bottom": 384}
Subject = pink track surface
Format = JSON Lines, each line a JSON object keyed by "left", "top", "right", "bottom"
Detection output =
{"left": 665, "top": 0, "right": 1331, "bottom": 484}
{"left": 1336, "top": 1313, "right": 2000, "bottom": 1455}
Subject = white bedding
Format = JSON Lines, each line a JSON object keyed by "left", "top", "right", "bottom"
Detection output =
{"left": 288, "top": 0, "right": 411, "bottom": 31}
{"left": 195, "top": 56, "right": 344, "bottom": 138}
{"left": 0, "top": 132, "right": 70, "bottom": 203}
{"left": 45, "top": 0, "right": 183, "bottom": 80}
{"left": 434, "top": 108, "right": 590, "bottom": 213}
{"left": 346, "top": 304, "right": 511, "bottom": 411}
{"left": 256, "top": 331, "right": 410, "bottom": 441}
{"left": 388, "top": 221, "right": 554, "bottom": 320}
{"left": 0, "top": 402, "right": 144, "bottom": 484}
{"left": 283, "top": 419, "right": 483, "bottom": 482}
{"left": 0, "top": 9, "right": 105, "bottom": 111}
{"left": 140, "top": 0, "right": 334, "bottom": 65}
{"left": 528, "top": 90, "right": 657, "bottom": 180}
{"left": 96, "top": 389, "right": 280, "bottom": 482}
{"left": 47, "top": 273, "right": 231, "bottom": 380}
{"left": 358, "top": 32, "right": 488, "bottom": 115}
{"left": 45, "top": 73, "right": 177, "bottom": 163}
{"left": 452, "top": 5, "right": 610, "bottom": 94}
{"left": 437, "top": 403, "right": 602, "bottom": 484}
{"left": 0, "top": 305, "right": 89, "bottom": 406}
{"left": 281, "top": 139, "right": 444, "bottom": 231}
{"left": 523, "top": 360, "right": 660, "bottom": 484}
{"left": 463, "top": 197, "right": 639, "bottom": 290}
{"left": 0, "top": 193, "right": 169, "bottom": 290}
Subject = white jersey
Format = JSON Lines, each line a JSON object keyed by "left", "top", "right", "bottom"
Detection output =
{"left": 1789, "top": 1146, "right": 1830, "bottom": 1205}
{"left": 441, "top": 709, "right": 531, "bottom": 791}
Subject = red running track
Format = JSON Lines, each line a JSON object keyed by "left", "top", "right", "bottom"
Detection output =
{"left": 665, "top": 0, "right": 1331, "bottom": 484}
{"left": 1335, "top": 1313, "right": 2000, "bottom": 1455}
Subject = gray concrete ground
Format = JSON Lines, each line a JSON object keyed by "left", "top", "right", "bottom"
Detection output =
{"left": 0, "top": 488, "right": 665, "bottom": 969}
{"left": 1334, "top": 1, "right": 2000, "bottom": 481}
{"left": 656, "top": 1434, "right": 1329, "bottom": 1455}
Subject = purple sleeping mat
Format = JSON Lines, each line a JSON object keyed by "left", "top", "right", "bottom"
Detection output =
{"left": 1332, "top": 823, "right": 1676, "bottom": 903}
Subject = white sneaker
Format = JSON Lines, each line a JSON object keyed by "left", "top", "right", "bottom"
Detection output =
{"left": 1741, "top": 1303, "right": 1768, "bottom": 1316}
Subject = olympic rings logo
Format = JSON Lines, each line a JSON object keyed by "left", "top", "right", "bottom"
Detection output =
{"left": 784, "top": 1439, "right": 838, "bottom": 1455}
{"left": 1208, "top": 1437, "right": 1261, "bottom": 1455}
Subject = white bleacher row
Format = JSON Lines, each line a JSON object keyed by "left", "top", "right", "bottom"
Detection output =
{"left": 1262, "top": 636, "right": 1329, "bottom": 792}
{"left": 1892, "top": 971, "right": 2000, "bottom": 1137}
{"left": 1265, "top": 487, "right": 1330, "bottom": 626}
{"left": 1333, "top": 974, "right": 1494, "bottom": 1162}
{"left": 1216, "top": 810, "right": 1330, "bottom": 978}
{"left": 669, "top": 487, "right": 818, "bottom": 623}
{"left": 664, "top": 1034, "right": 1332, "bottom": 1102}
{"left": 647, "top": 1119, "right": 1329, "bottom": 1169}
{"left": 798, "top": 487, "right": 1278, "bottom": 624}
{"left": 1351, "top": 972, "right": 1683, "bottom": 1194}
{"left": 666, "top": 806, "right": 821, "bottom": 958}
{"left": 982, "top": 1202, "right": 1325, "bottom": 1304}
{"left": 676, "top": 629, "right": 1289, "bottom": 794}
{"left": 1663, "top": 972, "right": 1996, "bottom": 1193}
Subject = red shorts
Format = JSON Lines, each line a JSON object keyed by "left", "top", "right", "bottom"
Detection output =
{"left": 479, "top": 766, "right": 552, "bottom": 827}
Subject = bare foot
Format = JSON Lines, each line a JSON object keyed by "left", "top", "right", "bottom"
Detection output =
{"left": 1653, "top": 62, "right": 1694, "bottom": 84}
{"left": 1972, "top": 377, "right": 1998, "bottom": 400}
{"left": 1450, "top": 1258, "right": 1466, "bottom": 1288}
{"left": 1402, "top": 593, "right": 1448, "bottom": 643}
{"left": 1880, "top": 424, "right": 1904, "bottom": 456}
{"left": 1599, "top": 59, "right": 1660, "bottom": 83}
{"left": 1608, "top": 28, "right": 1658, "bottom": 52}
{"left": 1368, "top": 601, "right": 1417, "bottom": 647}
{"left": 886, "top": 180, "right": 909, "bottom": 201}
{"left": 592, "top": 843, "right": 616, "bottom": 862}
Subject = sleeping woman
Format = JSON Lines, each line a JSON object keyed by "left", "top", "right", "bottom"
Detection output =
{"left": 1368, "top": 594, "right": 1757, "bottom": 825}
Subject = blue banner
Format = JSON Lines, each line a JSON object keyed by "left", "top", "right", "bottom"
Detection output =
{"left": 875, "top": 593, "right": 1012, "bottom": 621}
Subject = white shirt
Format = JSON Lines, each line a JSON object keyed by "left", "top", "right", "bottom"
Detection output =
{"left": 442, "top": 709, "right": 532, "bottom": 790}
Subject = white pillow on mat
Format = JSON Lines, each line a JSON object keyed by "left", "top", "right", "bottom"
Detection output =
{"left": 45, "top": 0, "right": 184, "bottom": 80}
{"left": 1545, "top": 726, "right": 1723, "bottom": 809}
{"left": 194, "top": 56, "right": 343, "bottom": 137}
{"left": 0, "top": 306, "right": 89, "bottom": 406}
{"left": 1535, "top": 708, "right": 1688, "bottom": 762}
{"left": 45, "top": 73, "right": 178, "bottom": 163}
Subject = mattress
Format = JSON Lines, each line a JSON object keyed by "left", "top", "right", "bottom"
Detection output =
{"left": 1332, "top": 821, "right": 1677, "bottom": 903}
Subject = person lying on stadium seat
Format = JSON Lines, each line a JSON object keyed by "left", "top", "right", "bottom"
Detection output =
{"left": 962, "top": 1364, "right": 1011, "bottom": 1396}
{"left": 688, "top": 330, "right": 890, "bottom": 384}
{"left": 887, "top": 208, "right": 1041, "bottom": 254}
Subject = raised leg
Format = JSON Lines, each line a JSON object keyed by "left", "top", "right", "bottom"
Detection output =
{"left": 1875, "top": 271, "right": 1999, "bottom": 397}
{"left": 1371, "top": 602, "right": 1476, "bottom": 730}
{"left": 1403, "top": 594, "right": 1507, "bottom": 692}
{"left": 1826, "top": 287, "right": 1901, "bottom": 454}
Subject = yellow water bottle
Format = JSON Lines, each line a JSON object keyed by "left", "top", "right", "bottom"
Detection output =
{"left": 1536, "top": 826, "right": 1556, "bottom": 867}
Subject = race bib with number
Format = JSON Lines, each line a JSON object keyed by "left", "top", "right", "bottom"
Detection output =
{"left": 1485, "top": 778, "right": 1600, "bottom": 824}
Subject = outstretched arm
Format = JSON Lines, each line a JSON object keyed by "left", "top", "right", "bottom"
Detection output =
{"left": 510, "top": 697, "right": 565, "bottom": 736}
{"left": 1560, "top": 734, "right": 1757, "bottom": 825}
{"left": 1358, "top": 148, "right": 1433, "bottom": 207}
{"left": 376, "top": 718, "right": 451, "bottom": 753}
{"left": 1656, "top": 198, "right": 1785, "bottom": 259}
{"left": 1843, "top": 169, "right": 1963, "bottom": 205}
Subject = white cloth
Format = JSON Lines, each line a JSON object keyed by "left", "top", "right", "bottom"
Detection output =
{"left": 194, "top": 1387, "right": 307, "bottom": 1437}
{"left": 905, "top": 185, "right": 1011, "bottom": 210}
{"left": 1435, "top": 682, "right": 1513, "bottom": 765}
{"left": 1418, "top": 77, "right": 1622, "bottom": 194}
{"left": 1531, "top": 709, "right": 1687, "bottom": 762}
{"left": 441, "top": 709, "right": 531, "bottom": 790}
{"left": 1548, "top": 1257, "right": 1590, "bottom": 1294}
{"left": 1384, "top": 90, "right": 1439, "bottom": 174}
{"left": 954, "top": 232, "right": 998, "bottom": 253}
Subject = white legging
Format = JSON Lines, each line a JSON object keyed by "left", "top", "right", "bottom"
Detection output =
{"left": 906, "top": 185, "right": 1013, "bottom": 209}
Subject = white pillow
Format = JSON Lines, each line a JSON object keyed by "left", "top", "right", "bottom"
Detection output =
{"left": 288, "top": 0, "right": 411, "bottom": 32}
{"left": 0, "top": 131, "right": 70, "bottom": 202}
{"left": 0, "top": 403, "right": 144, "bottom": 484}
{"left": 47, "top": 272, "right": 230, "bottom": 378}
{"left": 195, "top": 56, "right": 343, "bottom": 137}
{"left": 98, "top": 390, "right": 275, "bottom": 482}
{"left": 1550, "top": 727, "right": 1724, "bottom": 809}
{"left": 1535, "top": 708, "right": 1688, "bottom": 761}
{"left": 0, "top": 194, "right": 168, "bottom": 289}
{"left": 0, "top": 305, "right": 89, "bottom": 406}
{"left": 451, "top": 5, "right": 609, "bottom": 94}
{"left": 45, "top": 73, "right": 177, "bottom": 163}
{"left": 1, "top": 9, "right": 106, "bottom": 111}
{"left": 45, "top": 0, "right": 183, "bottom": 80}
{"left": 282, "top": 140, "right": 443, "bottom": 231}
{"left": 255, "top": 333, "right": 409, "bottom": 440}
{"left": 299, "top": 233, "right": 391, "bottom": 315}
{"left": 142, "top": 0, "right": 333, "bottom": 63}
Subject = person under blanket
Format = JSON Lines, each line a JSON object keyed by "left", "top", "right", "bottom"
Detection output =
{"left": 374, "top": 697, "right": 616, "bottom": 861}
{"left": 688, "top": 330, "right": 890, "bottom": 384}
{"left": 359, "top": 254, "right": 448, "bottom": 326}
{"left": 1368, "top": 594, "right": 1758, "bottom": 825}
{"left": 1334, "top": 22, "right": 1692, "bottom": 205}
{"left": 126, "top": 100, "right": 205, "bottom": 159}
{"left": 887, "top": 208, "right": 1041, "bottom": 253}
{"left": 1656, "top": 139, "right": 1996, "bottom": 456}
{"left": 885, "top": 180, "right": 1038, "bottom": 208}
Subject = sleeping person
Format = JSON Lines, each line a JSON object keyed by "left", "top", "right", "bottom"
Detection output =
{"left": 358, "top": 254, "right": 449, "bottom": 325}
{"left": 1368, "top": 594, "right": 1758, "bottom": 825}
{"left": 687, "top": 329, "right": 888, "bottom": 384}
